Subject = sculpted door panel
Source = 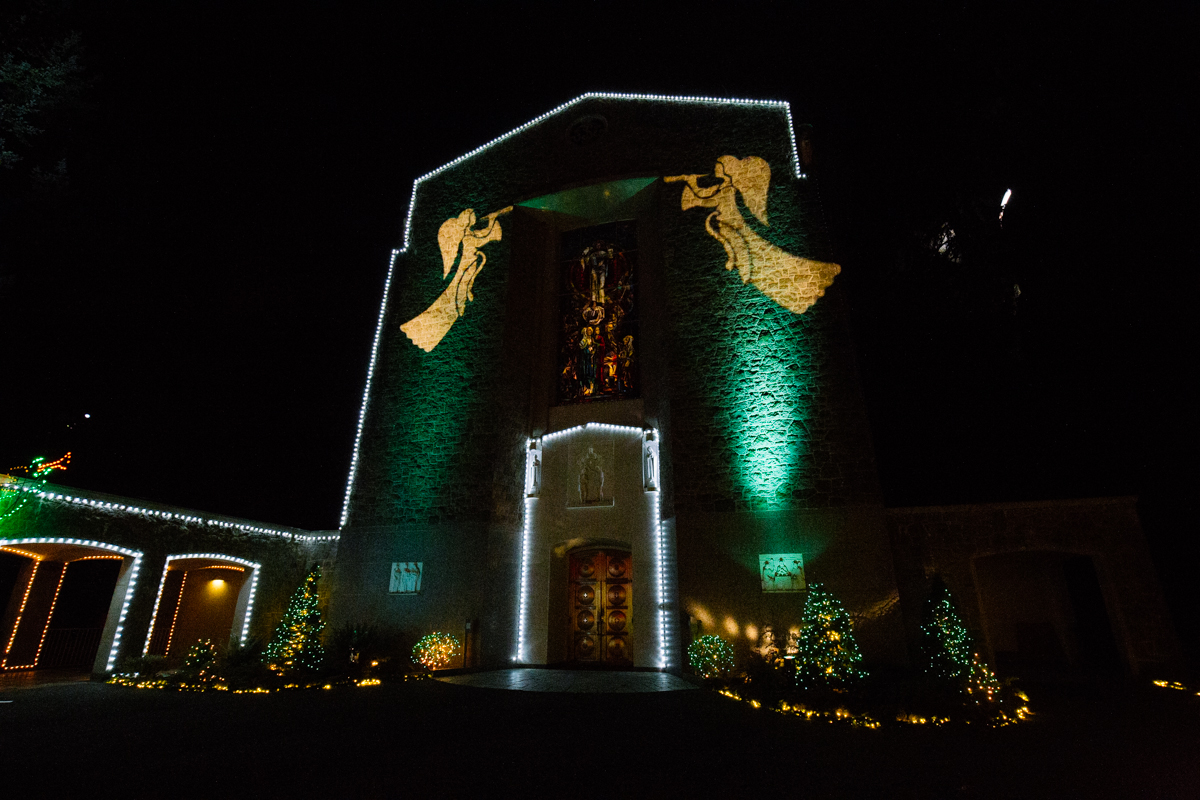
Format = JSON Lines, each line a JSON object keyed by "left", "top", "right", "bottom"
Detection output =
{"left": 569, "top": 549, "right": 632, "bottom": 666}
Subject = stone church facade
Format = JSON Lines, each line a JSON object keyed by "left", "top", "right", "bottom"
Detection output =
{"left": 327, "top": 94, "right": 1179, "bottom": 677}
{"left": 1, "top": 95, "right": 1179, "bottom": 679}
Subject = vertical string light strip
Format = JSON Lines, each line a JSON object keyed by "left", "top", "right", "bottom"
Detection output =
{"left": 162, "top": 573, "right": 187, "bottom": 657}
{"left": 339, "top": 249, "right": 399, "bottom": 529}
{"left": 31, "top": 563, "right": 69, "bottom": 667}
{"left": 240, "top": 566, "right": 260, "bottom": 645}
{"left": 515, "top": 437, "right": 536, "bottom": 662}
{"left": 649, "top": 428, "right": 669, "bottom": 670}
{"left": 142, "top": 553, "right": 263, "bottom": 656}
{"left": 0, "top": 557, "right": 41, "bottom": 669}
{"left": 105, "top": 552, "right": 143, "bottom": 672}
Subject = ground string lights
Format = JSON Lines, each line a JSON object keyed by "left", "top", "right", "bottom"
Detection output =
{"left": 341, "top": 94, "right": 807, "bottom": 528}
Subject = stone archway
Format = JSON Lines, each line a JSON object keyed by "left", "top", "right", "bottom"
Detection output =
{"left": 973, "top": 551, "right": 1123, "bottom": 679}
{"left": 143, "top": 554, "right": 260, "bottom": 661}
{"left": 0, "top": 538, "right": 143, "bottom": 675}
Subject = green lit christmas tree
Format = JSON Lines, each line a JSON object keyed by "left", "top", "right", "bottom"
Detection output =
{"left": 265, "top": 566, "right": 325, "bottom": 675}
{"left": 793, "top": 583, "right": 868, "bottom": 690}
{"left": 688, "top": 635, "right": 736, "bottom": 680}
{"left": 920, "top": 576, "right": 1002, "bottom": 699}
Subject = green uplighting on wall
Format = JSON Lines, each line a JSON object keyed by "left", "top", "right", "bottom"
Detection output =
{"left": 726, "top": 301, "right": 814, "bottom": 506}
{"left": 518, "top": 177, "right": 657, "bottom": 222}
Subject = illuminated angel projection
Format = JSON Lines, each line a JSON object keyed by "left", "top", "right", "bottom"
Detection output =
{"left": 401, "top": 206, "right": 513, "bottom": 352}
{"left": 666, "top": 156, "right": 840, "bottom": 315}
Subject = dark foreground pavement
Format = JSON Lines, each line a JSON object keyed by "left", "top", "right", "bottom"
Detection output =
{"left": 1, "top": 677, "right": 1197, "bottom": 798}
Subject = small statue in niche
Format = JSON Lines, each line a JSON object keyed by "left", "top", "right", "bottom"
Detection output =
{"left": 754, "top": 626, "right": 779, "bottom": 660}
{"left": 526, "top": 444, "right": 542, "bottom": 496}
{"left": 577, "top": 446, "right": 606, "bottom": 504}
{"left": 643, "top": 434, "right": 659, "bottom": 490}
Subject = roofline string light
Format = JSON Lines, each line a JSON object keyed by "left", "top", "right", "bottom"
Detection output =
{"left": 341, "top": 94, "right": 808, "bottom": 526}
{"left": 0, "top": 537, "right": 143, "bottom": 672}
{"left": 397, "top": 93, "right": 805, "bottom": 255}
{"left": 142, "top": 553, "right": 263, "bottom": 656}
{"left": 5, "top": 478, "right": 336, "bottom": 543}
{"left": 339, "top": 249, "right": 399, "bottom": 528}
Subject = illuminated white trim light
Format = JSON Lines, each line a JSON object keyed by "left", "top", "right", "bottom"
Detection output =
{"left": 0, "top": 538, "right": 146, "bottom": 672}
{"left": 512, "top": 424, "right": 671, "bottom": 668}
{"left": 515, "top": 437, "right": 537, "bottom": 662}
{"left": 339, "top": 248, "right": 399, "bottom": 529}
{"left": 5, "top": 479, "right": 337, "bottom": 543}
{"left": 142, "top": 553, "right": 263, "bottom": 656}
{"left": 342, "top": 94, "right": 808, "bottom": 527}
{"left": 648, "top": 428, "right": 670, "bottom": 669}
{"left": 398, "top": 93, "right": 805, "bottom": 254}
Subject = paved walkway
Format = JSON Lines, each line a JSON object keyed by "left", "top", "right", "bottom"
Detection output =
{"left": 436, "top": 668, "right": 696, "bottom": 693}
{"left": 0, "top": 669, "right": 92, "bottom": 691}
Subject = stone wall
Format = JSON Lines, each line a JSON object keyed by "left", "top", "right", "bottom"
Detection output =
{"left": 1, "top": 486, "right": 335, "bottom": 672}
{"left": 886, "top": 497, "right": 1181, "bottom": 676}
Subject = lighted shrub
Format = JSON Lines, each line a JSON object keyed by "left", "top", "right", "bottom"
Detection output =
{"left": 412, "top": 632, "right": 460, "bottom": 670}
{"left": 688, "top": 635, "right": 736, "bottom": 679}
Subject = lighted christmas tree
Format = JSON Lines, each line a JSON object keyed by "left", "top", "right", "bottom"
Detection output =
{"left": 920, "top": 576, "right": 972, "bottom": 684}
{"left": 920, "top": 576, "right": 1002, "bottom": 699}
{"left": 411, "top": 632, "right": 460, "bottom": 671}
{"left": 183, "top": 639, "right": 217, "bottom": 684}
{"left": 265, "top": 566, "right": 325, "bottom": 675}
{"left": 688, "top": 635, "right": 736, "bottom": 680}
{"left": 793, "top": 583, "right": 868, "bottom": 690}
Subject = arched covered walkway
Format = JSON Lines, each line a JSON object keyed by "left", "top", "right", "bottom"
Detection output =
{"left": 0, "top": 538, "right": 142, "bottom": 675}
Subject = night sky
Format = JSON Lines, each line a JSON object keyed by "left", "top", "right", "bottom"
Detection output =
{"left": 2, "top": 5, "right": 1194, "bottom": 655}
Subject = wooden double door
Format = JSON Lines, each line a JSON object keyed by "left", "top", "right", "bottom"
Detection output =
{"left": 568, "top": 549, "right": 632, "bottom": 665}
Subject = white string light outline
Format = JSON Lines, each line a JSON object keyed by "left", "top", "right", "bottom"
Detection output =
{"left": 5, "top": 480, "right": 336, "bottom": 543}
{"left": 142, "top": 553, "right": 263, "bottom": 656}
{"left": 512, "top": 424, "right": 672, "bottom": 668}
{"left": 0, "top": 537, "right": 143, "bottom": 672}
{"left": 340, "top": 93, "right": 806, "bottom": 529}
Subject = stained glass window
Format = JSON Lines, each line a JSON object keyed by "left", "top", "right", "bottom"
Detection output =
{"left": 557, "top": 221, "right": 638, "bottom": 404}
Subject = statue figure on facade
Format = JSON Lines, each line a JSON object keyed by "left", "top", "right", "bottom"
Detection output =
{"left": 401, "top": 206, "right": 512, "bottom": 352}
{"left": 666, "top": 156, "right": 840, "bottom": 315}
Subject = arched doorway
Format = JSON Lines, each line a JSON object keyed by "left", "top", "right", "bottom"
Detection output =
{"left": 0, "top": 538, "right": 143, "bottom": 675}
{"left": 143, "top": 554, "right": 260, "bottom": 661}
{"left": 973, "top": 551, "right": 1123, "bottom": 679}
{"left": 567, "top": 548, "right": 632, "bottom": 666}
